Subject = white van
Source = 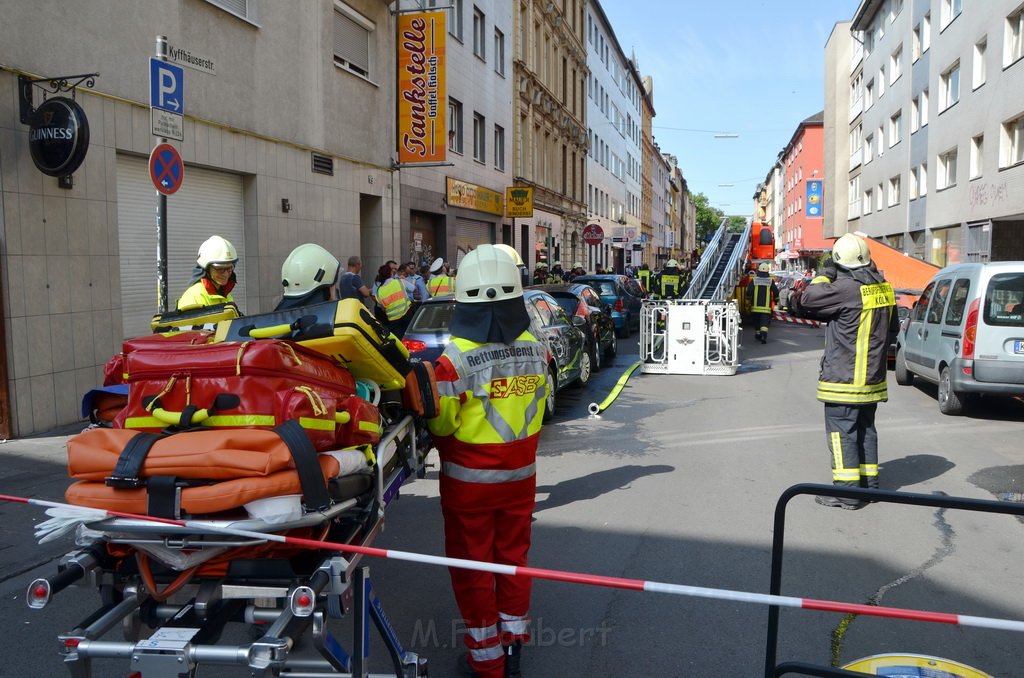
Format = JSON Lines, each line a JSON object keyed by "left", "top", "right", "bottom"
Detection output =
{"left": 894, "top": 262, "right": 1024, "bottom": 414}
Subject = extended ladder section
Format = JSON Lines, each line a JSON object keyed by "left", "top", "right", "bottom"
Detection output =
{"left": 640, "top": 299, "right": 740, "bottom": 376}
{"left": 683, "top": 219, "right": 753, "bottom": 302}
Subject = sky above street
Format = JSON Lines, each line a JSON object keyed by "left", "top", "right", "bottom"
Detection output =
{"left": 599, "top": 0, "right": 863, "bottom": 216}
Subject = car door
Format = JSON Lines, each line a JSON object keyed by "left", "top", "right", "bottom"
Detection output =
{"left": 917, "top": 277, "right": 953, "bottom": 381}
{"left": 622, "top": 277, "right": 644, "bottom": 320}
{"left": 527, "top": 295, "right": 567, "bottom": 384}
{"left": 581, "top": 286, "right": 614, "bottom": 346}
{"left": 902, "top": 281, "right": 935, "bottom": 372}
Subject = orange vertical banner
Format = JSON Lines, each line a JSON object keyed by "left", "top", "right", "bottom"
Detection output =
{"left": 398, "top": 11, "right": 446, "bottom": 164}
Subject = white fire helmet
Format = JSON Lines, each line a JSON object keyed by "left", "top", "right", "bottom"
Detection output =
{"left": 832, "top": 233, "right": 871, "bottom": 269}
{"left": 455, "top": 245, "right": 523, "bottom": 303}
{"left": 196, "top": 235, "right": 238, "bottom": 268}
{"left": 280, "top": 244, "right": 340, "bottom": 298}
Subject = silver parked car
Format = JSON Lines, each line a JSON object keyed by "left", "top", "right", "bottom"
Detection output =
{"left": 894, "top": 262, "right": 1024, "bottom": 414}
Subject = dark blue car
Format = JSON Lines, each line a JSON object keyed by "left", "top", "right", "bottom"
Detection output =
{"left": 570, "top": 275, "right": 644, "bottom": 338}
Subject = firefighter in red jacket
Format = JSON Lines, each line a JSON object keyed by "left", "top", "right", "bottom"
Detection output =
{"left": 427, "top": 244, "right": 550, "bottom": 678}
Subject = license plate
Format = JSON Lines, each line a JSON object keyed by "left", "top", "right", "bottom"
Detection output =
{"left": 1015, "top": 340, "right": 1024, "bottom": 354}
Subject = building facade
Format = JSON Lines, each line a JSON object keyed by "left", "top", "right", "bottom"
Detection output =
{"left": 838, "top": 0, "right": 1024, "bottom": 263}
{"left": 0, "top": 0, "right": 399, "bottom": 437}
{"left": 584, "top": 0, "right": 643, "bottom": 273}
{"left": 779, "top": 112, "right": 829, "bottom": 271}
{"left": 513, "top": 0, "right": 588, "bottom": 270}
{"left": 400, "top": 0, "right": 515, "bottom": 270}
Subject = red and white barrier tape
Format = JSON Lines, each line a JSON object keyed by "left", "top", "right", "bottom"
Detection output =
{"left": 5, "top": 493, "right": 1023, "bottom": 633}
{"left": 772, "top": 311, "right": 824, "bottom": 327}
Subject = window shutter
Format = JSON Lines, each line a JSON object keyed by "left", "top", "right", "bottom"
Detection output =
{"left": 334, "top": 10, "right": 369, "bottom": 73}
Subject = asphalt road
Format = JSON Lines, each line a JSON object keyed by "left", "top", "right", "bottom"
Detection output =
{"left": 2, "top": 319, "right": 1024, "bottom": 677}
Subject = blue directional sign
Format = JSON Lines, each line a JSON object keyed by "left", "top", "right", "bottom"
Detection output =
{"left": 150, "top": 58, "right": 184, "bottom": 114}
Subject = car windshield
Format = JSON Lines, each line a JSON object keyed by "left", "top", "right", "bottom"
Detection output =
{"left": 551, "top": 296, "right": 578, "bottom": 316}
{"left": 583, "top": 280, "right": 617, "bottom": 296}
{"left": 407, "top": 302, "right": 455, "bottom": 332}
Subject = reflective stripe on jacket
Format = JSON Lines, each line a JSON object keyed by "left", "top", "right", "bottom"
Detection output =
{"left": 427, "top": 330, "right": 549, "bottom": 510}
{"left": 798, "top": 270, "right": 899, "bottom": 404}
{"left": 749, "top": 276, "right": 775, "bottom": 313}
{"left": 427, "top": 275, "right": 453, "bottom": 296}
{"left": 377, "top": 278, "right": 410, "bottom": 320}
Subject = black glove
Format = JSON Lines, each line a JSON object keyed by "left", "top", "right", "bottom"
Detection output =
{"left": 819, "top": 259, "right": 837, "bottom": 282}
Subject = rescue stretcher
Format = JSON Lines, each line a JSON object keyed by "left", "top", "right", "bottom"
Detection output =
{"left": 27, "top": 300, "right": 436, "bottom": 677}
{"left": 29, "top": 414, "right": 430, "bottom": 678}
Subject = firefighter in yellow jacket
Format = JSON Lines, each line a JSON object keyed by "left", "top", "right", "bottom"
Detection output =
{"left": 746, "top": 262, "right": 779, "bottom": 344}
{"left": 176, "top": 235, "right": 238, "bottom": 310}
{"left": 427, "top": 244, "right": 550, "bottom": 678}
{"left": 795, "top": 234, "right": 900, "bottom": 510}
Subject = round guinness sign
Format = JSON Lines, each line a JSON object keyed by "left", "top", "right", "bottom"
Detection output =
{"left": 28, "top": 97, "right": 90, "bottom": 177}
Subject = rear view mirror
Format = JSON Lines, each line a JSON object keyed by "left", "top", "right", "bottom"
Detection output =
{"left": 571, "top": 315, "right": 586, "bottom": 328}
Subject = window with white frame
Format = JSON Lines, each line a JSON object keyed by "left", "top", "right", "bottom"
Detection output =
{"left": 940, "top": 61, "right": 960, "bottom": 111}
{"left": 910, "top": 164, "right": 919, "bottom": 199}
{"left": 472, "top": 7, "right": 485, "bottom": 58}
{"left": 919, "top": 163, "right": 928, "bottom": 196}
{"left": 333, "top": 3, "right": 373, "bottom": 79}
{"left": 865, "top": 79, "right": 875, "bottom": 109}
{"left": 889, "top": 109, "right": 903, "bottom": 147}
{"left": 449, "top": 0, "right": 464, "bottom": 40}
{"left": 913, "top": 23, "right": 922, "bottom": 61}
{"left": 1007, "top": 6, "right": 1024, "bottom": 66}
{"left": 888, "top": 175, "right": 901, "bottom": 207}
{"left": 1001, "top": 113, "right": 1024, "bottom": 168}
{"left": 849, "top": 175, "right": 861, "bottom": 219}
{"left": 864, "top": 133, "right": 874, "bottom": 163}
{"left": 890, "top": 44, "right": 903, "bottom": 85}
{"left": 911, "top": 95, "right": 920, "bottom": 132}
{"left": 878, "top": 67, "right": 886, "bottom": 97}
{"left": 941, "top": 0, "right": 962, "bottom": 30}
{"left": 923, "top": 13, "right": 931, "bottom": 51}
{"left": 851, "top": 124, "right": 863, "bottom": 158}
{"left": 204, "top": 0, "right": 258, "bottom": 23}
{"left": 494, "top": 28, "right": 505, "bottom": 75}
{"left": 472, "top": 113, "right": 485, "bottom": 162}
{"left": 938, "top": 147, "right": 958, "bottom": 189}
{"left": 973, "top": 38, "right": 987, "bottom": 89}
{"left": 891, "top": 0, "right": 904, "bottom": 22}
{"left": 970, "top": 135, "right": 984, "bottom": 178}
{"left": 448, "top": 98, "right": 463, "bottom": 153}
{"left": 877, "top": 126, "right": 885, "bottom": 157}
{"left": 921, "top": 88, "right": 930, "bottom": 126}
{"left": 864, "top": 187, "right": 873, "bottom": 215}
{"left": 494, "top": 124, "right": 505, "bottom": 170}
{"left": 876, "top": 183, "right": 883, "bottom": 211}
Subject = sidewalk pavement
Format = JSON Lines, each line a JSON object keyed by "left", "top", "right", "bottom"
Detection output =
{"left": 0, "top": 424, "right": 85, "bottom": 586}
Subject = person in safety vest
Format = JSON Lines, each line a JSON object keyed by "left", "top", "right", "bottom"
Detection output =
{"left": 375, "top": 264, "right": 413, "bottom": 336}
{"left": 275, "top": 243, "right": 340, "bottom": 310}
{"left": 427, "top": 244, "right": 550, "bottom": 678}
{"left": 657, "top": 259, "right": 684, "bottom": 299}
{"left": 177, "top": 235, "right": 238, "bottom": 310}
{"left": 746, "top": 262, "right": 780, "bottom": 344}
{"left": 531, "top": 261, "right": 548, "bottom": 285}
{"left": 550, "top": 261, "right": 566, "bottom": 282}
{"left": 636, "top": 263, "right": 653, "bottom": 297}
{"left": 567, "top": 262, "right": 586, "bottom": 282}
{"left": 427, "top": 257, "right": 454, "bottom": 296}
{"left": 794, "top": 234, "right": 900, "bottom": 510}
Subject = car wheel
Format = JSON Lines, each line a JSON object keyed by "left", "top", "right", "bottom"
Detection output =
{"left": 938, "top": 365, "right": 965, "bottom": 415}
{"left": 543, "top": 366, "right": 557, "bottom": 422}
{"left": 605, "top": 331, "right": 618, "bottom": 359}
{"left": 591, "top": 338, "right": 602, "bottom": 371}
{"left": 894, "top": 349, "right": 914, "bottom": 386}
{"left": 577, "top": 348, "right": 593, "bottom": 387}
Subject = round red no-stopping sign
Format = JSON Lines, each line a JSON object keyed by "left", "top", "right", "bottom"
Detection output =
{"left": 582, "top": 223, "right": 605, "bottom": 245}
{"left": 149, "top": 143, "right": 184, "bottom": 195}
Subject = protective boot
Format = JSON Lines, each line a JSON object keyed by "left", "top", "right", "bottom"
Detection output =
{"left": 504, "top": 642, "right": 522, "bottom": 678}
{"left": 815, "top": 495, "right": 867, "bottom": 510}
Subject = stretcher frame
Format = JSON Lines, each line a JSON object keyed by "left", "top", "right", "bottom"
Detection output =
{"left": 30, "top": 416, "right": 431, "bottom": 678}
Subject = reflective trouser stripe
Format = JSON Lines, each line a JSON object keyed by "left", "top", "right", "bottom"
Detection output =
{"left": 466, "top": 624, "right": 498, "bottom": 643}
{"left": 442, "top": 461, "right": 536, "bottom": 483}
{"left": 499, "top": 612, "right": 530, "bottom": 635}
{"left": 470, "top": 644, "right": 505, "bottom": 662}
{"left": 830, "top": 432, "right": 859, "bottom": 482}
{"left": 860, "top": 463, "right": 879, "bottom": 477}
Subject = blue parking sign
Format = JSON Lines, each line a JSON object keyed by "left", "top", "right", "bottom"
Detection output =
{"left": 150, "top": 58, "right": 184, "bottom": 114}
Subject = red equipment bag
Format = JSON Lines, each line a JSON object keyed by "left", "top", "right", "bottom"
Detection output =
{"left": 104, "top": 330, "right": 215, "bottom": 386}
{"left": 114, "top": 340, "right": 357, "bottom": 452}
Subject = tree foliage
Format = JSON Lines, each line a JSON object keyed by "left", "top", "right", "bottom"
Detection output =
{"left": 692, "top": 193, "right": 724, "bottom": 244}
{"left": 727, "top": 216, "right": 747, "bottom": 232}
